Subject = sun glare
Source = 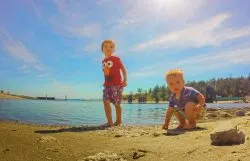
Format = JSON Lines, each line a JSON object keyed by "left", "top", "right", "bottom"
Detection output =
{"left": 154, "top": 0, "right": 184, "bottom": 9}
{"left": 155, "top": 0, "right": 182, "bottom": 5}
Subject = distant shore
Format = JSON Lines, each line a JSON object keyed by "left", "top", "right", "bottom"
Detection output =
{"left": 1, "top": 93, "right": 248, "bottom": 104}
{"left": 0, "top": 93, "right": 24, "bottom": 100}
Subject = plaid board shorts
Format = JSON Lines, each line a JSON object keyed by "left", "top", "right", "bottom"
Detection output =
{"left": 103, "top": 85, "right": 123, "bottom": 105}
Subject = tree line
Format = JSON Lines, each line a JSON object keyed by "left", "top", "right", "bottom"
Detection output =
{"left": 123, "top": 74, "right": 250, "bottom": 102}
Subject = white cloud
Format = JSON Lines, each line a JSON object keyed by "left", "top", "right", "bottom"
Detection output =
{"left": 128, "top": 45, "right": 250, "bottom": 79}
{"left": 29, "top": 0, "right": 42, "bottom": 20}
{"left": 53, "top": 0, "right": 87, "bottom": 20}
{"left": 131, "top": 13, "right": 250, "bottom": 52}
{"left": 36, "top": 73, "right": 51, "bottom": 78}
{"left": 176, "top": 47, "right": 250, "bottom": 73}
{"left": 113, "top": 0, "right": 205, "bottom": 31}
{"left": 0, "top": 26, "right": 46, "bottom": 72}
{"left": 19, "top": 64, "right": 29, "bottom": 71}
{"left": 128, "top": 64, "right": 169, "bottom": 80}
{"left": 83, "top": 42, "right": 99, "bottom": 53}
{"left": 66, "top": 23, "right": 101, "bottom": 38}
{"left": 19, "top": 65, "right": 31, "bottom": 74}
{"left": 51, "top": 0, "right": 102, "bottom": 39}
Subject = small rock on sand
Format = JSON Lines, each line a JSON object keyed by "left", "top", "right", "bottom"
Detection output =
{"left": 81, "top": 151, "right": 126, "bottom": 161}
{"left": 3, "top": 148, "right": 10, "bottom": 153}
{"left": 236, "top": 110, "right": 245, "bottom": 116}
{"left": 166, "top": 129, "right": 185, "bottom": 135}
{"left": 114, "top": 133, "right": 123, "bottom": 137}
{"left": 133, "top": 150, "right": 146, "bottom": 159}
{"left": 38, "top": 136, "right": 58, "bottom": 143}
{"left": 206, "top": 113, "right": 218, "bottom": 118}
{"left": 220, "top": 111, "right": 233, "bottom": 117}
{"left": 153, "top": 132, "right": 161, "bottom": 137}
{"left": 246, "top": 112, "right": 250, "bottom": 116}
{"left": 210, "top": 121, "right": 245, "bottom": 146}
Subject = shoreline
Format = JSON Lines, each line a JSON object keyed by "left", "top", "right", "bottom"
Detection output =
{"left": 0, "top": 107, "right": 250, "bottom": 127}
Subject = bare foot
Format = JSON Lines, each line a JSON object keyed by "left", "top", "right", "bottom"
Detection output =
{"left": 183, "top": 123, "right": 196, "bottom": 129}
{"left": 114, "top": 121, "right": 122, "bottom": 126}
{"left": 101, "top": 122, "right": 113, "bottom": 127}
{"left": 162, "top": 124, "right": 168, "bottom": 130}
{"left": 176, "top": 124, "right": 184, "bottom": 129}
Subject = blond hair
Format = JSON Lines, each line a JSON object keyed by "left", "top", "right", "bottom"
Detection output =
{"left": 101, "top": 39, "right": 115, "bottom": 51}
{"left": 166, "top": 69, "right": 184, "bottom": 81}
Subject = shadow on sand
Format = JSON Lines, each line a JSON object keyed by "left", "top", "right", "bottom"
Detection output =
{"left": 164, "top": 127, "right": 208, "bottom": 136}
{"left": 34, "top": 125, "right": 109, "bottom": 134}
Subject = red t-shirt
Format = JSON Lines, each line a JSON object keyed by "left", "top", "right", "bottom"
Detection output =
{"left": 102, "top": 55, "right": 122, "bottom": 86}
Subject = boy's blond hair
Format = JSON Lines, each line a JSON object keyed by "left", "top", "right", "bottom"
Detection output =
{"left": 166, "top": 69, "right": 184, "bottom": 81}
{"left": 101, "top": 39, "right": 115, "bottom": 51}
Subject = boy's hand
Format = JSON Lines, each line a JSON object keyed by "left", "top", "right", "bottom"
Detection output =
{"left": 122, "top": 81, "right": 127, "bottom": 87}
{"left": 194, "top": 104, "right": 202, "bottom": 112}
{"left": 162, "top": 124, "right": 168, "bottom": 130}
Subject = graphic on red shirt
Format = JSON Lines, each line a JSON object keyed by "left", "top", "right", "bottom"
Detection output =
{"left": 102, "top": 56, "right": 122, "bottom": 86}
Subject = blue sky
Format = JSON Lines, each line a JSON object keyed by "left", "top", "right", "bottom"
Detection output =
{"left": 0, "top": 0, "right": 250, "bottom": 99}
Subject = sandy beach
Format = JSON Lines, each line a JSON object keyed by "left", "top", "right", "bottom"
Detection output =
{"left": 1, "top": 107, "right": 250, "bottom": 161}
{"left": 0, "top": 93, "right": 24, "bottom": 100}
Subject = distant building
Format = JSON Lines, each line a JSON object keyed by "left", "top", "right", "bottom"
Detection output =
{"left": 37, "top": 97, "right": 55, "bottom": 100}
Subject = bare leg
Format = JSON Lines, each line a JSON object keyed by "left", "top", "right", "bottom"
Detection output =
{"left": 114, "top": 104, "right": 122, "bottom": 126}
{"left": 103, "top": 100, "right": 113, "bottom": 126}
{"left": 183, "top": 102, "right": 197, "bottom": 129}
{"left": 173, "top": 110, "right": 185, "bottom": 129}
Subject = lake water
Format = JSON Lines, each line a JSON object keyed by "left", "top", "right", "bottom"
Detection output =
{"left": 0, "top": 99, "right": 249, "bottom": 126}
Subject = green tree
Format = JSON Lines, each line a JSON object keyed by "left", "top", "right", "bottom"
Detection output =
{"left": 137, "top": 88, "right": 143, "bottom": 95}
{"left": 152, "top": 85, "right": 160, "bottom": 103}
{"left": 160, "top": 85, "right": 168, "bottom": 101}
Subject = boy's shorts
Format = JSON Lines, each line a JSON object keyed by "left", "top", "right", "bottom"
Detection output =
{"left": 103, "top": 85, "right": 123, "bottom": 105}
{"left": 174, "top": 103, "right": 207, "bottom": 119}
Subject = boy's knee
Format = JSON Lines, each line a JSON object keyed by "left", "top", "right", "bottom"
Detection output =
{"left": 103, "top": 100, "right": 110, "bottom": 105}
{"left": 114, "top": 104, "right": 121, "bottom": 108}
{"left": 185, "top": 102, "right": 195, "bottom": 109}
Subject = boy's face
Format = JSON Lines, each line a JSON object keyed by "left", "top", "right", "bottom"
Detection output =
{"left": 102, "top": 42, "right": 114, "bottom": 57}
{"left": 166, "top": 74, "right": 184, "bottom": 94}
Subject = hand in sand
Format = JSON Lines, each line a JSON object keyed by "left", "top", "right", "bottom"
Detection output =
{"left": 193, "top": 104, "right": 202, "bottom": 112}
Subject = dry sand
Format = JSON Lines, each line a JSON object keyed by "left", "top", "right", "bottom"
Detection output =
{"left": 1, "top": 109, "right": 250, "bottom": 161}
{"left": 0, "top": 93, "right": 24, "bottom": 100}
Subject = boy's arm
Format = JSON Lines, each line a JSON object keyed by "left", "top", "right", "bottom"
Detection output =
{"left": 163, "top": 107, "right": 174, "bottom": 129}
{"left": 120, "top": 63, "right": 127, "bottom": 87}
{"left": 197, "top": 93, "right": 205, "bottom": 106}
{"left": 194, "top": 93, "right": 205, "bottom": 112}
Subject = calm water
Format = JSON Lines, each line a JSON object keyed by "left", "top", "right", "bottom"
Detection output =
{"left": 0, "top": 99, "right": 249, "bottom": 126}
